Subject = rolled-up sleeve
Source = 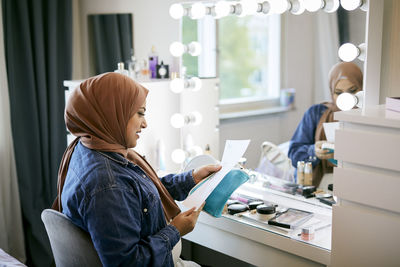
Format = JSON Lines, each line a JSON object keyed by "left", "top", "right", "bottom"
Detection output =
{"left": 160, "top": 171, "right": 196, "bottom": 201}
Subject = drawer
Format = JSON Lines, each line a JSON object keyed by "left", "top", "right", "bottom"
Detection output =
{"left": 335, "top": 129, "right": 400, "bottom": 172}
{"left": 331, "top": 204, "right": 400, "bottom": 267}
{"left": 334, "top": 167, "right": 400, "bottom": 213}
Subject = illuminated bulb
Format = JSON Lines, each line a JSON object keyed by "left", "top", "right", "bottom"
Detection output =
{"left": 169, "top": 3, "right": 185, "bottom": 19}
{"left": 170, "top": 113, "right": 185, "bottom": 128}
{"left": 340, "top": 0, "right": 363, "bottom": 11}
{"left": 238, "top": 0, "right": 259, "bottom": 17}
{"left": 290, "top": 0, "right": 306, "bottom": 15}
{"left": 189, "top": 111, "right": 203, "bottom": 126}
{"left": 336, "top": 91, "right": 363, "bottom": 111}
{"left": 260, "top": 1, "right": 272, "bottom": 14}
{"left": 303, "top": 0, "right": 325, "bottom": 12}
{"left": 215, "top": 1, "right": 232, "bottom": 18}
{"left": 269, "top": 0, "right": 291, "bottom": 14}
{"left": 190, "top": 2, "right": 206, "bottom": 19}
{"left": 338, "top": 43, "right": 360, "bottom": 62}
{"left": 188, "top": 41, "right": 202, "bottom": 56}
{"left": 324, "top": 0, "right": 340, "bottom": 12}
{"left": 171, "top": 149, "right": 186, "bottom": 164}
{"left": 188, "top": 77, "right": 202, "bottom": 91}
{"left": 170, "top": 78, "right": 185, "bottom": 93}
{"left": 169, "top": 42, "right": 185, "bottom": 57}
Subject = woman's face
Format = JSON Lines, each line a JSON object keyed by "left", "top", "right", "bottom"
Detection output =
{"left": 126, "top": 101, "right": 147, "bottom": 148}
{"left": 332, "top": 78, "right": 361, "bottom": 107}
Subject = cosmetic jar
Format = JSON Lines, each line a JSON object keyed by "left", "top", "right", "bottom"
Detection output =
{"left": 256, "top": 205, "right": 276, "bottom": 221}
{"left": 248, "top": 200, "right": 264, "bottom": 210}
{"left": 226, "top": 199, "right": 241, "bottom": 206}
{"left": 301, "top": 226, "right": 315, "bottom": 241}
{"left": 227, "top": 204, "right": 249, "bottom": 215}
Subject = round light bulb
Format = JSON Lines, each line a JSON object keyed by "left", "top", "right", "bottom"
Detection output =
{"left": 303, "top": 0, "right": 324, "bottom": 12}
{"left": 190, "top": 2, "right": 206, "bottom": 19}
{"left": 169, "top": 42, "right": 185, "bottom": 57}
{"left": 170, "top": 78, "right": 185, "bottom": 93}
{"left": 170, "top": 113, "right": 185, "bottom": 128}
{"left": 340, "top": 0, "right": 362, "bottom": 11}
{"left": 338, "top": 43, "right": 359, "bottom": 62}
{"left": 238, "top": 0, "right": 259, "bottom": 17}
{"left": 171, "top": 149, "right": 186, "bottom": 164}
{"left": 189, "top": 77, "right": 202, "bottom": 91}
{"left": 215, "top": 1, "right": 232, "bottom": 18}
{"left": 188, "top": 42, "right": 202, "bottom": 56}
{"left": 260, "top": 1, "right": 272, "bottom": 14}
{"left": 324, "top": 0, "right": 340, "bottom": 13}
{"left": 169, "top": 3, "right": 185, "bottom": 19}
{"left": 269, "top": 0, "right": 291, "bottom": 14}
{"left": 336, "top": 92, "right": 357, "bottom": 111}
{"left": 290, "top": 0, "right": 306, "bottom": 15}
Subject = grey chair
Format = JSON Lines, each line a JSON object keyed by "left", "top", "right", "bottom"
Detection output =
{"left": 41, "top": 209, "right": 102, "bottom": 267}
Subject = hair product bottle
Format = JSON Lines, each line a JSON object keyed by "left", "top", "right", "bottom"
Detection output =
{"left": 304, "top": 162, "right": 313, "bottom": 186}
{"left": 148, "top": 46, "right": 158, "bottom": 79}
{"left": 297, "top": 161, "right": 305, "bottom": 185}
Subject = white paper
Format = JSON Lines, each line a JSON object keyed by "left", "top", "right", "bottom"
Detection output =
{"left": 322, "top": 122, "right": 340, "bottom": 143}
{"left": 182, "top": 140, "right": 250, "bottom": 209}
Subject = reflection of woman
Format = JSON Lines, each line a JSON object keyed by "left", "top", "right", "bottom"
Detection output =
{"left": 52, "top": 73, "right": 221, "bottom": 266}
{"left": 288, "top": 62, "right": 363, "bottom": 186}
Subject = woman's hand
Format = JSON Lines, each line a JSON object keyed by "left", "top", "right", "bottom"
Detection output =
{"left": 170, "top": 203, "right": 205, "bottom": 236}
{"left": 192, "top": 164, "right": 222, "bottom": 184}
{"left": 315, "top": 141, "right": 334, "bottom": 160}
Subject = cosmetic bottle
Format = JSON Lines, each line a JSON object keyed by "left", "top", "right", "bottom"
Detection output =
{"left": 304, "top": 162, "right": 313, "bottom": 186}
{"left": 256, "top": 205, "right": 276, "bottom": 221}
{"left": 148, "top": 46, "right": 158, "bottom": 79}
{"left": 156, "top": 61, "right": 169, "bottom": 79}
{"left": 139, "top": 59, "right": 150, "bottom": 80}
{"left": 114, "top": 62, "right": 129, "bottom": 76}
{"left": 127, "top": 55, "right": 138, "bottom": 79}
{"left": 296, "top": 161, "right": 305, "bottom": 185}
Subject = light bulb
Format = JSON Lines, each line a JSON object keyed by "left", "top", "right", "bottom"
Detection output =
{"left": 171, "top": 149, "right": 186, "bottom": 164}
{"left": 170, "top": 113, "right": 185, "bottom": 128}
{"left": 169, "top": 42, "right": 185, "bottom": 57}
{"left": 336, "top": 92, "right": 357, "bottom": 111}
{"left": 238, "top": 0, "right": 259, "bottom": 17}
{"left": 290, "top": 0, "right": 306, "bottom": 15}
{"left": 215, "top": 1, "right": 232, "bottom": 18}
{"left": 338, "top": 43, "right": 359, "bottom": 62}
{"left": 170, "top": 78, "right": 185, "bottom": 94}
{"left": 169, "top": 3, "right": 185, "bottom": 19}
{"left": 340, "top": 0, "right": 362, "bottom": 11}
{"left": 189, "top": 77, "right": 202, "bottom": 91}
{"left": 303, "top": 0, "right": 325, "bottom": 12}
{"left": 269, "top": 0, "right": 291, "bottom": 14}
{"left": 357, "top": 43, "right": 366, "bottom": 61}
{"left": 190, "top": 2, "right": 206, "bottom": 19}
{"left": 260, "top": 1, "right": 272, "bottom": 14}
{"left": 188, "top": 42, "right": 202, "bottom": 56}
{"left": 324, "top": 0, "right": 340, "bottom": 12}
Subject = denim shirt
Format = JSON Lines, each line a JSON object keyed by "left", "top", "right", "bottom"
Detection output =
{"left": 288, "top": 103, "right": 328, "bottom": 169}
{"left": 61, "top": 141, "right": 196, "bottom": 267}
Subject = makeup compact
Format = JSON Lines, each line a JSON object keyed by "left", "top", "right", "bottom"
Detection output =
{"left": 227, "top": 204, "right": 249, "bottom": 215}
{"left": 256, "top": 205, "right": 276, "bottom": 221}
{"left": 248, "top": 200, "right": 264, "bottom": 210}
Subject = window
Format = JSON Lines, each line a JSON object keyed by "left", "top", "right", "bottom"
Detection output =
{"left": 182, "top": 13, "right": 281, "bottom": 118}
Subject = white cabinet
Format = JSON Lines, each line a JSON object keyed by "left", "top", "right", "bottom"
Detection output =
{"left": 331, "top": 105, "right": 400, "bottom": 267}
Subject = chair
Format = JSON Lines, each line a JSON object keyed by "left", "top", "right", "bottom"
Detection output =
{"left": 41, "top": 209, "right": 102, "bottom": 267}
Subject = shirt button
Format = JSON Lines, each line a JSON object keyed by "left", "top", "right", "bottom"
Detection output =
{"left": 142, "top": 174, "right": 146, "bottom": 178}
{"left": 144, "top": 208, "right": 148, "bottom": 213}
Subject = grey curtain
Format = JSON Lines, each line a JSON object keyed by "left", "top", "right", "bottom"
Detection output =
{"left": 2, "top": 0, "right": 72, "bottom": 266}
{"left": 88, "top": 13, "right": 133, "bottom": 74}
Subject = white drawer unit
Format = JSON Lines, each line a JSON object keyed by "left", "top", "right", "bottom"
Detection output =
{"left": 332, "top": 105, "right": 400, "bottom": 267}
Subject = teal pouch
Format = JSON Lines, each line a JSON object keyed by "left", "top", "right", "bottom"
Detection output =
{"left": 190, "top": 169, "right": 249, "bottom": 218}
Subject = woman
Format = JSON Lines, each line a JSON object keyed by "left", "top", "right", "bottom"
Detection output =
{"left": 52, "top": 72, "right": 221, "bottom": 266}
{"left": 288, "top": 62, "right": 363, "bottom": 187}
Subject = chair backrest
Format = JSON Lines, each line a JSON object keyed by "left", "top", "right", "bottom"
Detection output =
{"left": 41, "top": 209, "right": 102, "bottom": 267}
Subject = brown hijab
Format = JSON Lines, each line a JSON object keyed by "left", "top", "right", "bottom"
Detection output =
{"left": 52, "top": 72, "right": 180, "bottom": 221}
{"left": 313, "top": 62, "right": 363, "bottom": 186}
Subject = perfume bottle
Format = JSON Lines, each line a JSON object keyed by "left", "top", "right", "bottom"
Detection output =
{"left": 148, "top": 46, "right": 158, "bottom": 79}
{"left": 114, "top": 62, "right": 129, "bottom": 76}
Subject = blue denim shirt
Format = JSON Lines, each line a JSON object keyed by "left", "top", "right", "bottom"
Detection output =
{"left": 288, "top": 103, "right": 328, "bottom": 169}
{"left": 61, "top": 141, "right": 196, "bottom": 267}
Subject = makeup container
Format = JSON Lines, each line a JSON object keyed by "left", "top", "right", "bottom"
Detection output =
{"left": 301, "top": 226, "right": 315, "bottom": 241}
{"left": 256, "top": 205, "right": 276, "bottom": 221}
{"left": 248, "top": 200, "right": 264, "bottom": 210}
{"left": 227, "top": 204, "right": 249, "bottom": 215}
